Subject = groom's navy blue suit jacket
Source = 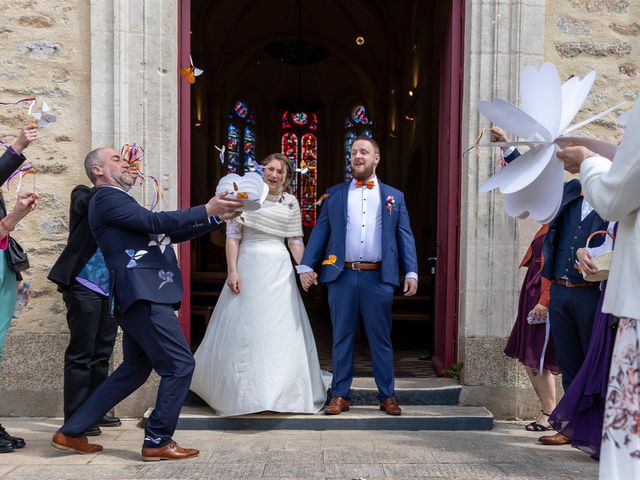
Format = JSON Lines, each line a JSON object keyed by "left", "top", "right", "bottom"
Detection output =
{"left": 301, "top": 180, "right": 418, "bottom": 287}
{"left": 89, "top": 186, "right": 221, "bottom": 315}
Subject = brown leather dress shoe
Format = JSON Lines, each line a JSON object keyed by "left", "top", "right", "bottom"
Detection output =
{"left": 141, "top": 441, "right": 199, "bottom": 461}
{"left": 51, "top": 431, "right": 103, "bottom": 454}
{"left": 538, "top": 432, "right": 571, "bottom": 445}
{"left": 380, "top": 396, "right": 402, "bottom": 415}
{"left": 324, "top": 396, "right": 350, "bottom": 415}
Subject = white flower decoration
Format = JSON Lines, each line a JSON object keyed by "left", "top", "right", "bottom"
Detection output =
{"left": 477, "top": 62, "right": 618, "bottom": 223}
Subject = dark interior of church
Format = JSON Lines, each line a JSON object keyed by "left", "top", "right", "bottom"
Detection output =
{"left": 186, "top": 0, "right": 452, "bottom": 376}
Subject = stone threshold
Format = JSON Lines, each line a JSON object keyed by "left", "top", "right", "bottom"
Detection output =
{"left": 175, "top": 405, "right": 493, "bottom": 431}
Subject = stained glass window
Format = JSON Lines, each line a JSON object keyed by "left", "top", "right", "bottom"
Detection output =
{"left": 344, "top": 104, "right": 374, "bottom": 179}
{"left": 225, "top": 100, "right": 256, "bottom": 173}
{"left": 281, "top": 111, "right": 319, "bottom": 226}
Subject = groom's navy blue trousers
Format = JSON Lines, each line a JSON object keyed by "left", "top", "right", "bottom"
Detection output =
{"left": 59, "top": 301, "right": 194, "bottom": 448}
{"left": 327, "top": 268, "right": 395, "bottom": 402}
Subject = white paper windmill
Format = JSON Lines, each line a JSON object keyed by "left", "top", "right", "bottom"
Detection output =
{"left": 28, "top": 100, "right": 57, "bottom": 127}
{"left": 214, "top": 144, "right": 225, "bottom": 164}
{"left": 478, "top": 62, "right": 620, "bottom": 223}
{"left": 215, "top": 171, "right": 269, "bottom": 211}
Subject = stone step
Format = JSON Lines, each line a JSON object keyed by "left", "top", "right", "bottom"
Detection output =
{"left": 184, "top": 378, "right": 462, "bottom": 408}
{"left": 349, "top": 378, "right": 461, "bottom": 406}
{"left": 176, "top": 405, "right": 493, "bottom": 431}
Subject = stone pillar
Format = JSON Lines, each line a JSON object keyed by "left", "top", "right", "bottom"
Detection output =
{"left": 90, "top": 0, "right": 179, "bottom": 210}
{"left": 458, "top": 0, "right": 548, "bottom": 419}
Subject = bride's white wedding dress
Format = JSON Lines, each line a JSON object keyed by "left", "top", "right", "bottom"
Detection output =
{"left": 191, "top": 197, "right": 326, "bottom": 417}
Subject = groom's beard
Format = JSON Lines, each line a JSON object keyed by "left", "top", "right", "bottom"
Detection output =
{"left": 351, "top": 164, "right": 375, "bottom": 181}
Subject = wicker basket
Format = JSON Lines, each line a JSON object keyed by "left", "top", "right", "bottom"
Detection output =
{"left": 582, "top": 230, "right": 614, "bottom": 282}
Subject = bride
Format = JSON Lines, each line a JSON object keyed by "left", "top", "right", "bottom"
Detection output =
{"left": 191, "top": 153, "right": 327, "bottom": 416}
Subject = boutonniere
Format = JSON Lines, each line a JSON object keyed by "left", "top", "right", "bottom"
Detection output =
{"left": 316, "top": 193, "right": 330, "bottom": 207}
{"left": 322, "top": 254, "right": 342, "bottom": 270}
{"left": 386, "top": 195, "right": 395, "bottom": 215}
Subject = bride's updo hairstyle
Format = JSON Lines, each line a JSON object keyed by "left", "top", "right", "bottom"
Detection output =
{"left": 260, "top": 153, "right": 293, "bottom": 193}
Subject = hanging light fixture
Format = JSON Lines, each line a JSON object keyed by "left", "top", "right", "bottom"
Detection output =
{"left": 265, "top": 0, "right": 328, "bottom": 113}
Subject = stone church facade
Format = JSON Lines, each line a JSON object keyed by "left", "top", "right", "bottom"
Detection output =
{"left": 0, "top": 0, "right": 638, "bottom": 418}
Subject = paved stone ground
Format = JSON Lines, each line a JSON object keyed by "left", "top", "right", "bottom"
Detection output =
{"left": 0, "top": 417, "right": 598, "bottom": 479}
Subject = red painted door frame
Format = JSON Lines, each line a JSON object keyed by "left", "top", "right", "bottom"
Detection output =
{"left": 176, "top": 0, "right": 464, "bottom": 361}
{"left": 432, "top": 0, "right": 464, "bottom": 374}
{"left": 178, "top": 0, "right": 191, "bottom": 344}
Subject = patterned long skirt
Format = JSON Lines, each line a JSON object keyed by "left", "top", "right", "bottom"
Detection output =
{"left": 599, "top": 317, "right": 640, "bottom": 480}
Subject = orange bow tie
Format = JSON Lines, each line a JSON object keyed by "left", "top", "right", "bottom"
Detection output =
{"left": 356, "top": 180, "right": 375, "bottom": 189}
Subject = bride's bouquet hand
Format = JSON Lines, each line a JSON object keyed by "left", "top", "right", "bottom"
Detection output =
{"left": 226, "top": 272, "right": 240, "bottom": 294}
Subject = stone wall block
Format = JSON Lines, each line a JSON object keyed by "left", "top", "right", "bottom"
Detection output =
{"left": 610, "top": 22, "right": 640, "bottom": 36}
{"left": 18, "top": 15, "right": 55, "bottom": 28}
{"left": 569, "top": 0, "right": 630, "bottom": 13}
{"left": 557, "top": 16, "right": 592, "bottom": 35}
{"left": 36, "top": 162, "right": 69, "bottom": 174}
{"left": 17, "top": 40, "right": 64, "bottom": 57}
{"left": 555, "top": 41, "right": 632, "bottom": 57}
{"left": 38, "top": 217, "right": 68, "bottom": 235}
{"left": 460, "top": 336, "right": 531, "bottom": 388}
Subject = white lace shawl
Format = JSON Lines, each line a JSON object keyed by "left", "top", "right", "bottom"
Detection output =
{"left": 226, "top": 192, "right": 303, "bottom": 240}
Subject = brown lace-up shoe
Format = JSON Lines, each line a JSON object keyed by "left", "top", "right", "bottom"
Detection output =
{"left": 380, "top": 396, "right": 402, "bottom": 415}
{"left": 141, "top": 441, "right": 199, "bottom": 461}
{"left": 538, "top": 432, "right": 571, "bottom": 445}
{"left": 51, "top": 431, "right": 103, "bottom": 454}
{"left": 324, "top": 396, "right": 350, "bottom": 415}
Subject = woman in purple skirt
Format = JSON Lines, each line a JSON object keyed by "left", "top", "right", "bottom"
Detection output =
{"left": 504, "top": 224, "right": 561, "bottom": 431}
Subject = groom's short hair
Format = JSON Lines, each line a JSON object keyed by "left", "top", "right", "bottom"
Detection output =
{"left": 353, "top": 135, "right": 379, "bottom": 155}
{"left": 84, "top": 147, "right": 107, "bottom": 185}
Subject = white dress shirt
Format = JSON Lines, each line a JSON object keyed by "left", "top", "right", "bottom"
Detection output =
{"left": 581, "top": 197, "right": 594, "bottom": 221}
{"left": 346, "top": 177, "right": 382, "bottom": 262}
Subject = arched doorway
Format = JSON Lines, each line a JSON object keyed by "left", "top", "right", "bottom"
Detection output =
{"left": 178, "top": 0, "right": 463, "bottom": 375}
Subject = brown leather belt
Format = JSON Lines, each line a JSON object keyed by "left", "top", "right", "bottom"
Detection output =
{"left": 343, "top": 261, "right": 381, "bottom": 270}
{"left": 553, "top": 279, "right": 597, "bottom": 288}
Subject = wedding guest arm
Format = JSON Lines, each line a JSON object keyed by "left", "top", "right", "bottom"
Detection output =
{"left": 0, "top": 191, "right": 38, "bottom": 246}
{"left": 0, "top": 124, "right": 39, "bottom": 246}
{"left": 92, "top": 189, "right": 238, "bottom": 240}
{"left": 558, "top": 145, "right": 640, "bottom": 221}
{"left": 490, "top": 126, "right": 520, "bottom": 163}
{"left": 0, "top": 125, "right": 37, "bottom": 185}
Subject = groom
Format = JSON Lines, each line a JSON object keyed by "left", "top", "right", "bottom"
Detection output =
{"left": 298, "top": 136, "right": 418, "bottom": 415}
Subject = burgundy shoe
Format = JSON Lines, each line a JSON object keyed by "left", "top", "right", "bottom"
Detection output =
{"left": 51, "top": 431, "right": 103, "bottom": 454}
{"left": 141, "top": 441, "right": 199, "bottom": 461}
{"left": 380, "top": 396, "right": 402, "bottom": 416}
{"left": 324, "top": 396, "right": 350, "bottom": 415}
